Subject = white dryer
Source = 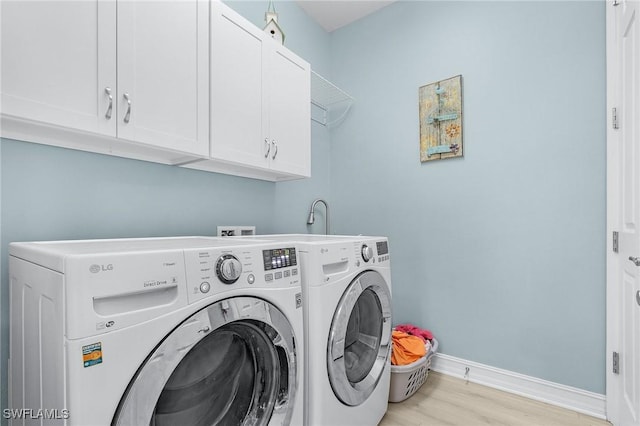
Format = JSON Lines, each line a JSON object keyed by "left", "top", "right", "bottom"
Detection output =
{"left": 240, "top": 234, "right": 393, "bottom": 426}
{"left": 9, "top": 237, "right": 304, "bottom": 425}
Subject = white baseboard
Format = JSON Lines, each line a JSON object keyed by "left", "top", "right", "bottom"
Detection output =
{"left": 431, "top": 353, "right": 607, "bottom": 420}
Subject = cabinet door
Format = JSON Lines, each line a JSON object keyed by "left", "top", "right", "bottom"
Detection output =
{"left": 117, "top": 0, "right": 209, "bottom": 156}
{"left": 265, "top": 43, "right": 311, "bottom": 177}
{"left": 210, "top": 2, "right": 268, "bottom": 169}
{"left": 1, "top": 0, "right": 116, "bottom": 136}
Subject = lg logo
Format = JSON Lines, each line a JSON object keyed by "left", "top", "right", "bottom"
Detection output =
{"left": 89, "top": 264, "right": 114, "bottom": 273}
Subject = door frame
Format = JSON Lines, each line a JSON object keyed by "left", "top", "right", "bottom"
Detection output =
{"left": 605, "top": 0, "right": 620, "bottom": 416}
{"left": 606, "top": 0, "right": 620, "bottom": 421}
{"left": 606, "top": 0, "right": 638, "bottom": 423}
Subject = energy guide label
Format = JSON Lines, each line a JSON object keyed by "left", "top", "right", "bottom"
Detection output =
{"left": 82, "top": 342, "right": 103, "bottom": 368}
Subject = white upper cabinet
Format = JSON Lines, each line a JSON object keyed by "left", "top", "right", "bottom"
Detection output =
{"left": 1, "top": 0, "right": 310, "bottom": 181}
{"left": 116, "top": 1, "right": 209, "bottom": 156}
{"left": 1, "top": 0, "right": 209, "bottom": 161}
{"left": 197, "top": 1, "right": 310, "bottom": 181}
{"left": 210, "top": 3, "right": 266, "bottom": 169}
{"left": 1, "top": 0, "right": 117, "bottom": 137}
{"left": 265, "top": 44, "right": 311, "bottom": 177}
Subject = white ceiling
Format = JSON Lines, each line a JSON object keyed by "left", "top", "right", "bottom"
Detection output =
{"left": 295, "top": 1, "right": 397, "bottom": 33}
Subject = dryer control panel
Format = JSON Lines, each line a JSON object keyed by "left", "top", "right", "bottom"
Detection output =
{"left": 375, "top": 240, "right": 390, "bottom": 263}
{"left": 354, "top": 239, "right": 391, "bottom": 267}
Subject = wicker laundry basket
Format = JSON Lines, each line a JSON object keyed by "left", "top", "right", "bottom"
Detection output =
{"left": 388, "top": 338, "right": 438, "bottom": 402}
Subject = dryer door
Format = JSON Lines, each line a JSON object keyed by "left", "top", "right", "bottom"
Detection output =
{"left": 112, "top": 296, "right": 297, "bottom": 426}
{"left": 327, "top": 270, "right": 392, "bottom": 406}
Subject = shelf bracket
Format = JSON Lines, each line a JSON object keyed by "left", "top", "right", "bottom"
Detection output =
{"left": 310, "top": 70, "right": 354, "bottom": 128}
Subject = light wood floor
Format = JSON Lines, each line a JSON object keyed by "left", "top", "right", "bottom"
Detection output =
{"left": 379, "top": 372, "right": 611, "bottom": 426}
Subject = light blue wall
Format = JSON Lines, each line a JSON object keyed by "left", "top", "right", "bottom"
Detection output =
{"left": 329, "top": 1, "right": 606, "bottom": 393}
{"left": 0, "top": 1, "right": 330, "bottom": 418}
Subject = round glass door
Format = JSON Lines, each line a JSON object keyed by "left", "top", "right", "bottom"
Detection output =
{"left": 113, "top": 297, "right": 297, "bottom": 426}
{"left": 327, "top": 270, "right": 392, "bottom": 406}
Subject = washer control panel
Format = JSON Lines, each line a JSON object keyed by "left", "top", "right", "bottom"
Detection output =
{"left": 184, "top": 245, "right": 300, "bottom": 304}
{"left": 262, "top": 247, "right": 298, "bottom": 284}
{"left": 263, "top": 247, "right": 297, "bottom": 270}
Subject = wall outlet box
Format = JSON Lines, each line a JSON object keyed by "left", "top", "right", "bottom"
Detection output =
{"left": 217, "top": 226, "right": 256, "bottom": 237}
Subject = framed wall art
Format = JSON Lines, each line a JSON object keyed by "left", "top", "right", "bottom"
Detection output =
{"left": 419, "top": 75, "right": 463, "bottom": 162}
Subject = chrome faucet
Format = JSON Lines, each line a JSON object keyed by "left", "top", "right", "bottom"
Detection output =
{"left": 307, "top": 199, "right": 330, "bottom": 235}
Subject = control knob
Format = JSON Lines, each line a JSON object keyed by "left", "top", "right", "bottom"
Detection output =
{"left": 361, "top": 244, "right": 373, "bottom": 262}
{"left": 216, "top": 254, "right": 242, "bottom": 284}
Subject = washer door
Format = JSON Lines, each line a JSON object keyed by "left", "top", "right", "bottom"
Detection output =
{"left": 112, "top": 296, "right": 297, "bottom": 426}
{"left": 327, "top": 270, "right": 392, "bottom": 406}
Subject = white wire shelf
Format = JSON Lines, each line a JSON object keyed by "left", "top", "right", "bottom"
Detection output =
{"left": 310, "top": 70, "right": 353, "bottom": 128}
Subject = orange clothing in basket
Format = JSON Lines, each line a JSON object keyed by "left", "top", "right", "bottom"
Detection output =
{"left": 391, "top": 330, "right": 427, "bottom": 366}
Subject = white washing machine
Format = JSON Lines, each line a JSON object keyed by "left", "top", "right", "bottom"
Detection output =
{"left": 239, "top": 234, "right": 393, "bottom": 426}
{"left": 9, "top": 237, "right": 304, "bottom": 425}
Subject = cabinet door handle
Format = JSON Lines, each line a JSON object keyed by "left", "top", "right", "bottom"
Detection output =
{"left": 104, "top": 87, "right": 113, "bottom": 120}
{"left": 271, "top": 140, "right": 278, "bottom": 160}
{"left": 264, "top": 138, "right": 271, "bottom": 158}
{"left": 123, "top": 93, "right": 132, "bottom": 124}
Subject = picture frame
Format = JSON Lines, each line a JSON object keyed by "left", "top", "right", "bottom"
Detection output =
{"left": 419, "top": 75, "right": 463, "bottom": 162}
